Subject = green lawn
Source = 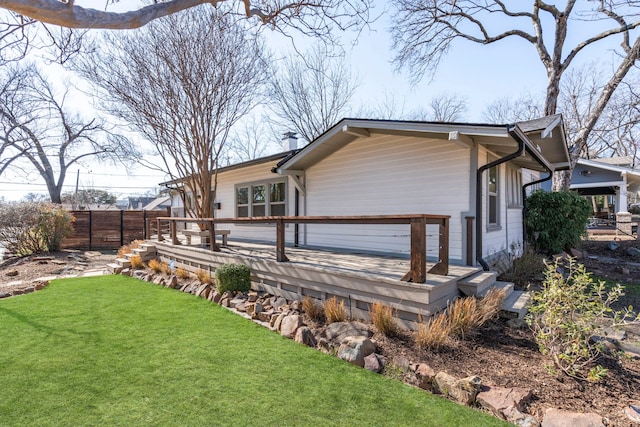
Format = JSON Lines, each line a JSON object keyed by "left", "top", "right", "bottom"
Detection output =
{"left": 0, "top": 275, "right": 506, "bottom": 426}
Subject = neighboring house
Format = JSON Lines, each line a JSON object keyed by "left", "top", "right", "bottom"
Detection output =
{"left": 142, "top": 195, "right": 172, "bottom": 211}
{"left": 165, "top": 116, "right": 571, "bottom": 269}
{"left": 127, "top": 196, "right": 156, "bottom": 210}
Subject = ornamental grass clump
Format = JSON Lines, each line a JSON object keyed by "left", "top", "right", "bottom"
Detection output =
{"left": 324, "top": 296, "right": 347, "bottom": 323}
{"left": 475, "top": 287, "right": 507, "bottom": 327}
{"left": 415, "top": 312, "right": 450, "bottom": 350}
{"left": 214, "top": 263, "right": 251, "bottom": 294}
{"left": 176, "top": 267, "right": 191, "bottom": 280}
{"left": 160, "top": 262, "right": 173, "bottom": 275}
{"left": 526, "top": 257, "right": 637, "bottom": 380}
{"left": 129, "top": 255, "right": 145, "bottom": 270}
{"left": 148, "top": 259, "right": 163, "bottom": 274}
{"left": 370, "top": 301, "right": 398, "bottom": 337}
{"left": 195, "top": 269, "right": 212, "bottom": 285}
{"left": 446, "top": 296, "right": 477, "bottom": 339}
{"left": 302, "top": 296, "right": 325, "bottom": 322}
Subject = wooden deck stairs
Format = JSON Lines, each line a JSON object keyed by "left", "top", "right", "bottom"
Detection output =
{"left": 107, "top": 243, "right": 158, "bottom": 274}
{"left": 457, "top": 271, "right": 530, "bottom": 319}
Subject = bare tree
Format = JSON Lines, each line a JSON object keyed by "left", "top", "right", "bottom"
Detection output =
{"left": 391, "top": 1, "right": 640, "bottom": 187}
{"left": 482, "top": 94, "right": 544, "bottom": 124}
{"left": 0, "top": 63, "right": 137, "bottom": 203}
{"left": 226, "top": 116, "right": 278, "bottom": 163}
{"left": 411, "top": 93, "right": 468, "bottom": 122}
{"left": 0, "top": 0, "right": 372, "bottom": 42}
{"left": 75, "top": 7, "right": 268, "bottom": 221}
{"left": 268, "top": 44, "right": 358, "bottom": 143}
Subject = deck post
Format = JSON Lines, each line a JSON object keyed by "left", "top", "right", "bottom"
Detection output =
{"left": 465, "top": 216, "right": 474, "bottom": 266}
{"left": 403, "top": 217, "right": 426, "bottom": 283}
{"left": 276, "top": 218, "right": 289, "bottom": 262}
{"left": 170, "top": 219, "right": 178, "bottom": 245}
{"left": 428, "top": 218, "right": 449, "bottom": 276}
{"left": 208, "top": 220, "right": 220, "bottom": 252}
{"left": 157, "top": 218, "right": 164, "bottom": 242}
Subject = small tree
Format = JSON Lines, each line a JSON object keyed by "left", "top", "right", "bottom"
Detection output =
{"left": 0, "top": 201, "right": 74, "bottom": 255}
{"left": 525, "top": 190, "right": 591, "bottom": 254}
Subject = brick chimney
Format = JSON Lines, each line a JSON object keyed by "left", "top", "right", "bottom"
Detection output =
{"left": 282, "top": 132, "right": 298, "bottom": 151}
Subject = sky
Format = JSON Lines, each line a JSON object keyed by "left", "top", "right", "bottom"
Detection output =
{"left": 0, "top": 1, "right": 622, "bottom": 201}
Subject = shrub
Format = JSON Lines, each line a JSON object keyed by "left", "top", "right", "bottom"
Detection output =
{"left": 415, "top": 312, "right": 450, "bottom": 350}
{"left": 195, "top": 269, "right": 212, "bottom": 285}
{"left": 525, "top": 190, "right": 591, "bottom": 254}
{"left": 370, "top": 301, "right": 397, "bottom": 336}
{"left": 214, "top": 263, "right": 250, "bottom": 293}
{"left": 129, "top": 255, "right": 145, "bottom": 269}
{"left": 0, "top": 202, "right": 74, "bottom": 256}
{"left": 324, "top": 296, "right": 347, "bottom": 323}
{"left": 498, "top": 247, "right": 546, "bottom": 288}
{"left": 176, "top": 267, "right": 191, "bottom": 280}
{"left": 526, "top": 258, "right": 635, "bottom": 380}
{"left": 302, "top": 296, "right": 325, "bottom": 322}
{"left": 148, "top": 259, "right": 163, "bottom": 273}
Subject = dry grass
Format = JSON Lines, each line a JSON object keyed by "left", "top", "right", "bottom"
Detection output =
{"left": 446, "top": 296, "right": 477, "bottom": 339}
{"left": 415, "top": 312, "right": 450, "bottom": 350}
{"left": 130, "top": 240, "right": 144, "bottom": 250}
{"left": 160, "top": 262, "right": 173, "bottom": 276}
{"left": 148, "top": 259, "right": 163, "bottom": 274}
{"left": 370, "top": 301, "right": 397, "bottom": 337}
{"left": 176, "top": 268, "right": 191, "bottom": 280}
{"left": 117, "top": 244, "right": 131, "bottom": 258}
{"left": 129, "top": 255, "right": 145, "bottom": 270}
{"left": 195, "top": 269, "right": 212, "bottom": 285}
{"left": 324, "top": 296, "right": 347, "bottom": 323}
{"left": 475, "top": 288, "right": 507, "bottom": 327}
{"left": 302, "top": 296, "right": 325, "bottom": 322}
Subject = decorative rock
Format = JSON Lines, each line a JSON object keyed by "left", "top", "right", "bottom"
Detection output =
{"left": 415, "top": 363, "right": 436, "bottom": 391}
{"left": 364, "top": 353, "right": 384, "bottom": 373}
{"left": 270, "top": 312, "right": 281, "bottom": 328}
{"left": 280, "top": 314, "right": 304, "bottom": 338}
{"left": 569, "top": 248, "right": 585, "bottom": 259}
{"left": 542, "top": 408, "right": 605, "bottom": 427}
{"left": 476, "top": 386, "right": 532, "bottom": 418}
{"left": 317, "top": 338, "right": 332, "bottom": 353}
{"left": 220, "top": 298, "right": 230, "bottom": 307}
{"left": 257, "top": 311, "right": 272, "bottom": 323}
{"left": 229, "top": 298, "right": 245, "bottom": 309}
{"left": 253, "top": 302, "right": 263, "bottom": 314}
{"left": 326, "top": 321, "right": 372, "bottom": 343}
{"left": 392, "top": 355, "right": 410, "bottom": 373}
{"left": 294, "top": 326, "right": 317, "bottom": 347}
{"left": 247, "top": 292, "right": 258, "bottom": 302}
{"left": 271, "top": 296, "right": 287, "bottom": 310}
{"left": 506, "top": 318, "right": 528, "bottom": 329}
{"left": 337, "top": 336, "right": 376, "bottom": 367}
{"left": 120, "top": 268, "right": 131, "bottom": 276}
{"left": 34, "top": 281, "right": 48, "bottom": 291}
{"left": 624, "top": 404, "right": 640, "bottom": 423}
{"left": 153, "top": 276, "right": 165, "bottom": 286}
{"left": 166, "top": 275, "right": 178, "bottom": 288}
{"left": 235, "top": 302, "right": 247, "bottom": 313}
{"left": 615, "top": 266, "right": 631, "bottom": 275}
{"left": 290, "top": 300, "right": 301, "bottom": 312}
{"left": 132, "top": 270, "right": 146, "bottom": 280}
{"left": 5, "top": 270, "right": 18, "bottom": 277}
{"left": 434, "top": 372, "right": 482, "bottom": 406}
{"left": 628, "top": 247, "right": 640, "bottom": 257}
{"left": 221, "top": 291, "right": 234, "bottom": 300}
{"left": 0, "top": 292, "right": 10, "bottom": 299}
{"left": 608, "top": 241, "right": 620, "bottom": 251}
{"left": 273, "top": 312, "right": 287, "bottom": 332}
{"left": 211, "top": 291, "right": 221, "bottom": 304}
{"left": 504, "top": 406, "right": 540, "bottom": 427}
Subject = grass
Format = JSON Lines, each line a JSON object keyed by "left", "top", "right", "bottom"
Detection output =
{"left": 0, "top": 276, "right": 506, "bottom": 426}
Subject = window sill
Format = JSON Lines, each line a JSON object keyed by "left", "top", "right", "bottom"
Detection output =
{"left": 486, "top": 225, "right": 502, "bottom": 232}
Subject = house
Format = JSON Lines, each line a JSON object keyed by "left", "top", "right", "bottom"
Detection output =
{"left": 166, "top": 115, "right": 571, "bottom": 270}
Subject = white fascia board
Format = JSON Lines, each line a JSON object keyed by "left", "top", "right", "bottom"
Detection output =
{"left": 541, "top": 115, "right": 562, "bottom": 139}
{"left": 577, "top": 158, "right": 640, "bottom": 176}
{"left": 571, "top": 181, "right": 626, "bottom": 189}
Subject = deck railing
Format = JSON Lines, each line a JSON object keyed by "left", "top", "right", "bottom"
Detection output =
{"left": 152, "top": 214, "right": 450, "bottom": 282}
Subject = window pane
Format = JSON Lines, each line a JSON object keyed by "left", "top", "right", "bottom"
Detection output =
{"left": 236, "top": 187, "right": 248, "bottom": 205}
{"left": 253, "top": 185, "right": 266, "bottom": 203}
{"left": 237, "top": 206, "right": 248, "bottom": 217}
{"left": 489, "top": 195, "right": 497, "bottom": 224}
{"left": 489, "top": 166, "right": 497, "bottom": 193}
{"left": 270, "top": 182, "right": 285, "bottom": 202}
{"left": 271, "top": 203, "right": 285, "bottom": 216}
{"left": 253, "top": 205, "right": 265, "bottom": 217}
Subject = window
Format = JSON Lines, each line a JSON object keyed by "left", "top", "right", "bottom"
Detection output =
{"left": 507, "top": 167, "right": 523, "bottom": 208}
{"left": 236, "top": 180, "right": 286, "bottom": 217}
{"left": 488, "top": 164, "right": 499, "bottom": 227}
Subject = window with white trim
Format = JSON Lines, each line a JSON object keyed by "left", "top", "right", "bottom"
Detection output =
{"left": 487, "top": 164, "right": 500, "bottom": 227}
{"left": 236, "top": 180, "right": 286, "bottom": 217}
{"left": 507, "top": 167, "right": 523, "bottom": 208}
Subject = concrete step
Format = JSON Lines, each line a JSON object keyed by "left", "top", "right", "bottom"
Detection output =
{"left": 106, "top": 263, "right": 123, "bottom": 274}
{"left": 500, "top": 290, "right": 531, "bottom": 319}
{"left": 480, "top": 280, "right": 514, "bottom": 298}
{"left": 115, "top": 258, "right": 131, "bottom": 268}
{"left": 457, "top": 271, "right": 498, "bottom": 296}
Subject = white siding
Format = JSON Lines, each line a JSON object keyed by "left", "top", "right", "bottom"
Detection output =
{"left": 302, "top": 134, "right": 471, "bottom": 261}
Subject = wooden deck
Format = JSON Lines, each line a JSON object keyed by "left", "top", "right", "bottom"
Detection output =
{"left": 154, "top": 238, "right": 480, "bottom": 329}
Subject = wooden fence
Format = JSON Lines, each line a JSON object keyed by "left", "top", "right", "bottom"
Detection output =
{"left": 62, "top": 208, "right": 170, "bottom": 250}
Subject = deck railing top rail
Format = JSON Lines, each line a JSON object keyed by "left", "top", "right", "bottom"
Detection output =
{"left": 153, "top": 214, "right": 450, "bottom": 282}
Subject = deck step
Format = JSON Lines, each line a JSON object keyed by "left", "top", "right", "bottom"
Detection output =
{"left": 500, "top": 290, "right": 531, "bottom": 319}
{"left": 115, "top": 258, "right": 131, "bottom": 268}
{"left": 106, "top": 263, "right": 123, "bottom": 274}
{"left": 480, "top": 280, "right": 514, "bottom": 298}
{"left": 457, "top": 271, "right": 498, "bottom": 296}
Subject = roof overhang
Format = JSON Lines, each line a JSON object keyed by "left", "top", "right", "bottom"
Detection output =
{"left": 276, "top": 116, "right": 571, "bottom": 174}
{"left": 571, "top": 158, "right": 640, "bottom": 194}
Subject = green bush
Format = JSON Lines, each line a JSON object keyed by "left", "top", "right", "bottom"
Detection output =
{"left": 215, "top": 263, "right": 251, "bottom": 294}
{"left": 0, "top": 202, "right": 74, "bottom": 256}
{"left": 526, "top": 258, "right": 635, "bottom": 380}
{"left": 525, "top": 190, "right": 591, "bottom": 254}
